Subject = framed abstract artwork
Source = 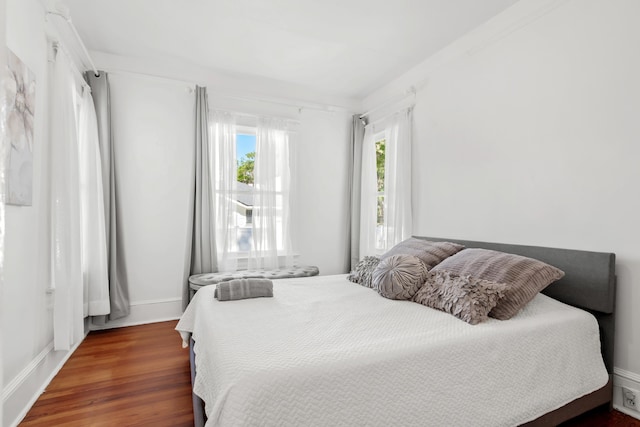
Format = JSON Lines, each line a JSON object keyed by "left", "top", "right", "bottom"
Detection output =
{"left": 5, "top": 47, "right": 35, "bottom": 206}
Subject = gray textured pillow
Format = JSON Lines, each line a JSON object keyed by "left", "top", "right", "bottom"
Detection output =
{"left": 430, "top": 248, "right": 565, "bottom": 320}
{"left": 412, "top": 271, "right": 507, "bottom": 325}
{"left": 347, "top": 256, "right": 381, "bottom": 288}
{"left": 373, "top": 254, "right": 428, "bottom": 300}
{"left": 381, "top": 238, "right": 465, "bottom": 270}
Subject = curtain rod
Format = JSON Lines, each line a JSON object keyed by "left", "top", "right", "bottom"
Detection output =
{"left": 104, "top": 68, "right": 349, "bottom": 114}
{"left": 360, "top": 86, "right": 417, "bottom": 119}
{"left": 106, "top": 68, "right": 196, "bottom": 90}
{"left": 365, "top": 105, "right": 414, "bottom": 129}
{"left": 216, "top": 109, "right": 301, "bottom": 126}
{"left": 47, "top": 10, "right": 100, "bottom": 77}
{"left": 210, "top": 91, "right": 342, "bottom": 114}
{"left": 51, "top": 42, "right": 92, "bottom": 93}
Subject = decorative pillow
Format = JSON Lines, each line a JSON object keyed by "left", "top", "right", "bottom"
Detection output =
{"left": 430, "top": 248, "right": 565, "bottom": 320}
{"left": 412, "top": 271, "right": 507, "bottom": 325}
{"left": 380, "top": 238, "right": 465, "bottom": 270}
{"left": 347, "top": 256, "right": 381, "bottom": 288}
{"left": 372, "top": 254, "right": 428, "bottom": 300}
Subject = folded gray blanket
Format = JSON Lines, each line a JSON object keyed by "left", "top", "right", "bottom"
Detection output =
{"left": 215, "top": 278, "right": 274, "bottom": 301}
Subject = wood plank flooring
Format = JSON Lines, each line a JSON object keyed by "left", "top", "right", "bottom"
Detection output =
{"left": 562, "top": 406, "right": 640, "bottom": 427}
{"left": 21, "top": 321, "right": 193, "bottom": 426}
{"left": 21, "top": 320, "right": 640, "bottom": 426}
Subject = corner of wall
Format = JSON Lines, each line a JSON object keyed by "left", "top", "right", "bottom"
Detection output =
{"left": 613, "top": 369, "right": 640, "bottom": 420}
{"left": 89, "top": 299, "right": 183, "bottom": 331}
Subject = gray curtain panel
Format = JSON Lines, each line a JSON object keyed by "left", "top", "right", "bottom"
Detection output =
{"left": 186, "top": 86, "right": 218, "bottom": 308}
{"left": 86, "top": 71, "right": 130, "bottom": 323}
{"left": 349, "top": 115, "right": 366, "bottom": 271}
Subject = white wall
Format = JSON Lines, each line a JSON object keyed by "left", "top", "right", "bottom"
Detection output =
{"left": 364, "top": 0, "right": 640, "bottom": 418}
{"left": 295, "top": 109, "right": 351, "bottom": 274}
{"left": 2, "top": 0, "right": 67, "bottom": 425}
{"left": 90, "top": 55, "right": 353, "bottom": 328}
{"left": 3, "top": 0, "right": 50, "bottom": 385}
{"left": 92, "top": 52, "right": 355, "bottom": 279}
{"left": 1, "top": 0, "right": 7, "bottom": 421}
{"left": 96, "top": 73, "right": 196, "bottom": 327}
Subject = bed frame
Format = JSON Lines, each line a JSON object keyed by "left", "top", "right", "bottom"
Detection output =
{"left": 420, "top": 237, "right": 616, "bottom": 426}
{"left": 189, "top": 237, "right": 616, "bottom": 427}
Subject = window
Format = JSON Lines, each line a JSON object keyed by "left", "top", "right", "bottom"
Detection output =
{"left": 211, "top": 114, "right": 293, "bottom": 270}
{"left": 235, "top": 131, "right": 256, "bottom": 252}
{"left": 375, "top": 136, "right": 386, "bottom": 250}
{"left": 359, "top": 108, "right": 413, "bottom": 257}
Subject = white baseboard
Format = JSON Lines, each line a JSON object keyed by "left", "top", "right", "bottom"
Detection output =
{"left": 613, "top": 368, "right": 640, "bottom": 420}
{"left": 89, "top": 297, "right": 182, "bottom": 330}
{"left": 2, "top": 336, "right": 86, "bottom": 427}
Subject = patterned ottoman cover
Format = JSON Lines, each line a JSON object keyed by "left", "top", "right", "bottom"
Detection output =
{"left": 189, "top": 266, "right": 320, "bottom": 295}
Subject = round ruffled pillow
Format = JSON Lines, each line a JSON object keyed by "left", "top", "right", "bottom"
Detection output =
{"left": 372, "top": 254, "right": 428, "bottom": 300}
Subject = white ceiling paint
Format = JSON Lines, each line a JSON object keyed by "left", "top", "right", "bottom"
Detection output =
{"left": 60, "top": 0, "right": 519, "bottom": 99}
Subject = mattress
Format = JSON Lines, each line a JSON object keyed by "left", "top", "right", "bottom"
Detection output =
{"left": 176, "top": 274, "right": 608, "bottom": 427}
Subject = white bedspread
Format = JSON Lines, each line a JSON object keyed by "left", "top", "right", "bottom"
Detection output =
{"left": 176, "top": 274, "right": 608, "bottom": 427}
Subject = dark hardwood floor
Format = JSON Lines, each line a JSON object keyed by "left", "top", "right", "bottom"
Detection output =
{"left": 21, "top": 321, "right": 193, "bottom": 426}
{"left": 21, "top": 321, "right": 640, "bottom": 426}
{"left": 562, "top": 406, "right": 640, "bottom": 427}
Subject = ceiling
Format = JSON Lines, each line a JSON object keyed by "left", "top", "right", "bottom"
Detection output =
{"left": 60, "top": 0, "right": 519, "bottom": 99}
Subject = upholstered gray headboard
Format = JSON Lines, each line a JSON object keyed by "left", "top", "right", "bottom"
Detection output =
{"left": 415, "top": 236, "right": 616, "bottom": 374}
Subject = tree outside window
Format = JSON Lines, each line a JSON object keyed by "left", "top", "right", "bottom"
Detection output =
{"left": 235, "top": 133, "right": 256, "bottom": 251}
{"left": 237, "top": 151, "right": 255, "bottom": 185}
{"left": 375, "top": 138, "right": 385, "bottom": 249}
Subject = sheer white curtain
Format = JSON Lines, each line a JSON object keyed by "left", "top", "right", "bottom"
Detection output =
{"left": 251, "top": 117, "right": 293, "bottom": 269}
{"left": 359, "top": 125, "right": 378, "bottom": 257}
{"left": 210, "top": 111, "right": 238, "bottom": 272}
{"left": 50, "top": 44, "right": 109, "bottom": 350}
{"left": 381, "top": 108, "right": 413, "bottom": 248}
{"left": 50, "top": 46, "right": 84, "bottom": 351}
{"left": 78, "top": 87, "right": 110, "bottom": 317}
{"left": 359, "top": 108, "right": 413, "bottom": 257}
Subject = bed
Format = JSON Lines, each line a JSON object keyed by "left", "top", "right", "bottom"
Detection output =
{"left": 176, "top": 237, "right": 616, "bottom": 427}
